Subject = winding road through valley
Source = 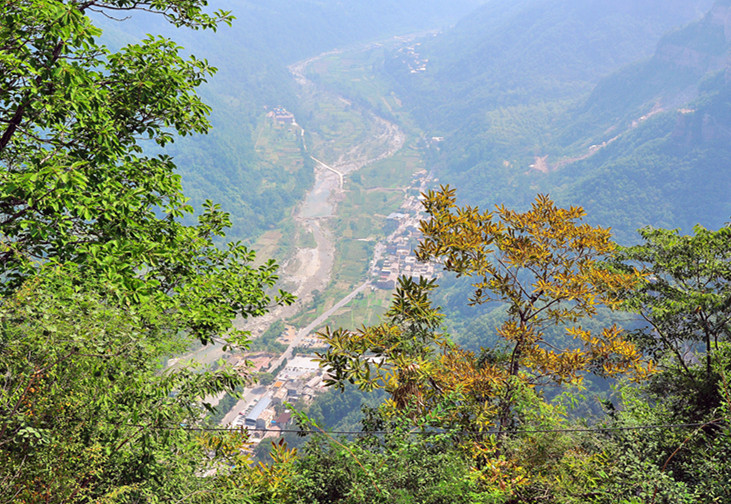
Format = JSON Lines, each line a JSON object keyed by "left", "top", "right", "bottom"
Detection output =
{"left": 233, "top": 49, "right": 405, "bottom": 340}
{"left": 185, "top": 45, "right": 406, "bottom": 421}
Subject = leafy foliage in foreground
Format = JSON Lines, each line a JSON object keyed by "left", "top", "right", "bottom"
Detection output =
{"left": 0, "top": 2, "right": 292, "bottom": 502}
{"left": 0, "top": 0, "right": 293, "bottom": 345}
{"left": 0, "top": 271, "right": 251, "bottom": 503}
{"left": 308, "top": 203, "right": 730, "bottom": 504}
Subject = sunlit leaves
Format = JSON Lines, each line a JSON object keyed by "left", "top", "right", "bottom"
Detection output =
{"left": 319, "top": 191, "right": 651, "bottom": 441}
{"left": 0, "top": 1, "right": 292, "bottom": 345}
{"left": 418, "top": 186, "right": 650, "bottom": 388}
{"left": 318, "top": 276, "right": 453, "bottom": 421}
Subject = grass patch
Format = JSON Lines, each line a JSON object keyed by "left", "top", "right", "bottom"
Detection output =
{"left": 252, "top": 229, "right": 283, "bottom": 263}
{"left": 299, "top": 92, "right": 372, "bottom": 162}
{"left": 252, "top": 216, "right": 316, "bottom": 269}
{"left": 306, "top": 46, "right": 403, "bottom": 121}
{"left": 356, "top": 142, "right": 424, "bottom": 190}
{"left": 331, "top": 240, "right": 373, "bottom": 289}
{"left": 323, "top": 288, "right": 392, "bottom": 330}
{"left": 297, "top": 228, "right": 317, "bottom": 249}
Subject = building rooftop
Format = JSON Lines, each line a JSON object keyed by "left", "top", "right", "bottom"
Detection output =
{"left": 246, "top": 395, "right": 272, "bottom": 423}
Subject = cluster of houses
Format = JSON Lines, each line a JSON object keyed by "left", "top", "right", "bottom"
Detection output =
{"left": 266, "top": 106, "right": 296, "bottom": 126}
{"left": 372, "top": 170, "right": 440, "bottom": 289}
{"left": 397, "top": 43, "right": 429, "bottom": 74}
{"left": 373, "top": 235, "right": 437, "bottom": 289}
{"left": 231, "top": 355, "right": 327, "bottom": 441}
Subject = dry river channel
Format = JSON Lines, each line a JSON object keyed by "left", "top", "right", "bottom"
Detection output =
{"left": 176, "top": 46, "right": 406, "bottom": 424}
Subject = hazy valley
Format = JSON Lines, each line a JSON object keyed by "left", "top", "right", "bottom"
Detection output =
{"left": 2, "top": 1, "right": 730, "bottom": 502}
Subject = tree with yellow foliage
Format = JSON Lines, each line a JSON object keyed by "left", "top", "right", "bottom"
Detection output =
{"left": 319, "top": 188, "right": 652, "bottom": 437}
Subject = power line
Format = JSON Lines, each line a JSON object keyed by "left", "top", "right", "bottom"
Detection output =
{"left": 127, "top": 420, "right": 726, "bottom": 436}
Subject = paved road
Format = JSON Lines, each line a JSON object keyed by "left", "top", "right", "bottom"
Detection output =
{"left": 268, "top": 280, "right": 371, "bottom": 371}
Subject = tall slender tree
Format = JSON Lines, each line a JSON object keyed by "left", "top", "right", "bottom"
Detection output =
{"left": 319, "top": 188, "right": 651, "bottom": 437}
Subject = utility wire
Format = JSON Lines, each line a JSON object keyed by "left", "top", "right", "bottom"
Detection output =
{"left": 122, "top": 420, "right": 726, "bottom": 436}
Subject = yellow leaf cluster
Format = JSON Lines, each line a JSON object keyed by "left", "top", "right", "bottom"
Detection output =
{"left": 318, "top": 190, "right": 653, "bottom": 437}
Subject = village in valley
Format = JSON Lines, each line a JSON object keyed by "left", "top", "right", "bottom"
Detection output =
{"left": 226, "top": 352, "right": 325, "bottom": 436}
{"left": 217, "top": 117, "right": 441, "bottom": 449}
{"left": 395, "top": 42, "right": 429, "bottom": 74}
{"left": 370, "top": 169, "right": 440, "bottom": 290}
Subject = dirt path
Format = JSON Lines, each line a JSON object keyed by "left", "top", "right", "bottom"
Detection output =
{"left": 189, "top": 47, "right": 405, "bottom": 375}
{"left": 236, "top": 50, "right": 405, "bottom": 337}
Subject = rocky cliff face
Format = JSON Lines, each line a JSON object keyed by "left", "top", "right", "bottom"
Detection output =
{"left": 672, "top": 107, "right": 731, "bottom": 146}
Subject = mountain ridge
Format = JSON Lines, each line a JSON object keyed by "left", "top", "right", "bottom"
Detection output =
{"left": 380, "top": 0, "right": 728, "bottom": 241}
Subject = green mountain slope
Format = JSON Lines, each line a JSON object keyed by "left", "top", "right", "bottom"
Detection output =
{"left": 548, "top": 1, "right": 731, "bottom": 240}
{"left": 561, "top": 0, "right": 731, "bottom": 147}
{"left": 384, "top": 0, "right": 727, "bottom": 242}
{"left": 97, "top": 0, "right": 488, "bottom": 241}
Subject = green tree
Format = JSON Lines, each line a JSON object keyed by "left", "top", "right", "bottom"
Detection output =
{"left": 0, "top": 272, "right": 252, "bottom": 503}
{"left": 0, "top": 2, "right": 293, "bottom": 502}
{"left": 0, "top": 0, "right": 293, "bottom": 344}
{"left": 614, "top": 224, "right": 731, "bottom": 390}
{"left": 287, "top": 430, "right": 485, "bottom": 504}
{"left": 595, "top": 224, "right": 731, "bottom": 502}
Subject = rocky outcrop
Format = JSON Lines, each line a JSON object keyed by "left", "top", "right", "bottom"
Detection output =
{"left": 672, "top": 98, "right": 731, "bottom": 146}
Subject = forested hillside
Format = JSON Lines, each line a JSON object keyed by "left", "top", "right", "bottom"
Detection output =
{"left": 384, "top": 0, "right": 727, "bottom": 242}
{"left": 551, "top": 0, "right": 731, "bottom": 237}
{"left": 389, "top": 0, "right": 713, "bottom": 123}
{"left": 97, "top": 0, "right": 487, "bottom": 241}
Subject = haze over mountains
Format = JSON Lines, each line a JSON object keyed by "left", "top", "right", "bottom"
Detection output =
{"left": 391, "top": 0, "right": 714, "bottom": 114}
{"left": 97, "top": 0, "right": 488, "bottom": 238}
{"left": 384, "top": 0, "right": 728, "bottom": 240}
{"left": 100, "top": 0, "right": 729, "bottom": 243}
{"left": 554, "top": 1, "right": 731, "bottom": 239}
